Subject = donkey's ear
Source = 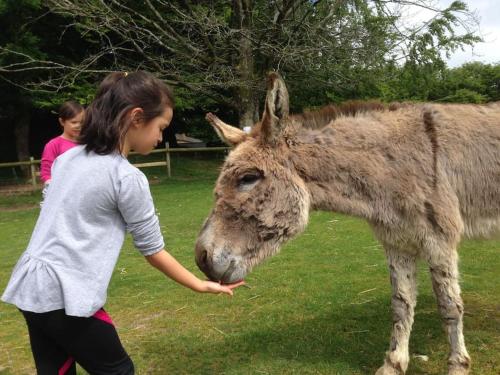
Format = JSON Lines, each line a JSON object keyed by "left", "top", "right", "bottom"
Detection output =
{"left": 206, "top": 112, "right": 246, "bottom": 146}
{"left": 261, "top": 72, "right": 290, "bottom": 144}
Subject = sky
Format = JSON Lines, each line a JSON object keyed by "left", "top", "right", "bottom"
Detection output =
{"left": 399, "top": 0, "right": 499, "bottom": 67}
{"left": 441, "top": 0, "right": 500, "bottom": 67}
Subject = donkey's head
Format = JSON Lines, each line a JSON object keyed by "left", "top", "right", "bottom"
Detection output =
{"left": 195, "top": 73, "right": 311, "bottom": 283}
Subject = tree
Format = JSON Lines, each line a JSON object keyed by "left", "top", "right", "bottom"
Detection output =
{"left": 0, "top": 0, "right": 480, "bottom": 129}
{"left": 0, "top": 0, "right": 98, "bottom": 166}
{"left": 434, "top": 62, "right": 500, "bottom": 102}
{"left": 0, "top": 0, "right": 49, "bottom": 166}
{"left": 377, "top": 61, "right": 500, "bottom": 103}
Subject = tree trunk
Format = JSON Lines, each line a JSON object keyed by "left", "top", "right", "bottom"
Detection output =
{"left": 232, "top": 0, "right": 259, "bottom": 129}
{"left": 164, "top": 121, "right": 178, "bottom": 148}
{"left": 237, "top": 62, "right": 259, "bottom": 129}
{"left": 14, "top": 107, "right": 31, "bottom": 177}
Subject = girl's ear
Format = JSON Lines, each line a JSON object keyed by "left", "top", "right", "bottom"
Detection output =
{"left": 58, "top": 117, "right": 65, "bottom": 127}
{"left": 129, "top": 107, "right": 145, "bottom": 127}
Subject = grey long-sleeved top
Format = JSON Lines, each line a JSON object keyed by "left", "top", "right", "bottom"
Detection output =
{"left": 1, "top": 145, "right": 164, "bottom": 317}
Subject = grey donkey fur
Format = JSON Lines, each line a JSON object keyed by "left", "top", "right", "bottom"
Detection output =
{"left": 195, "top": 72, "right": 500, "bottom": 374}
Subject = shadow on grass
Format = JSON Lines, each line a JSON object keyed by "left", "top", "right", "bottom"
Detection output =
{"left": 141, "top": 294, "right": 486, "bottom": 374}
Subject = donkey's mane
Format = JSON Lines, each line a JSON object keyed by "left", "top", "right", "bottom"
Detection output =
{"left": 291, "top": 100, "right": 404, "bottom": 129}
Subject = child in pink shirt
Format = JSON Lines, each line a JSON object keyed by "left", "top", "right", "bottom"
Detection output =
{"left": 40, "top": 101, "right": 84, "bottom": 184}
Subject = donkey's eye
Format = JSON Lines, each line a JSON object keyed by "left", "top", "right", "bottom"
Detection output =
{"left": 237, "top": 172, "right": 263, "bottom": 190}
{"left": 240, "top": 174, "right": 260, "bottom": 184}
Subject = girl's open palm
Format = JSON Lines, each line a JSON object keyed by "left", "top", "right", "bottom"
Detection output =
{"left": 202, "top": 280, "right": 245, "bottom": 296}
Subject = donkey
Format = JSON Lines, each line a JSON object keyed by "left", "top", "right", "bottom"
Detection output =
{"left": 195, "top": 72, "right": 500, "bottom": 375}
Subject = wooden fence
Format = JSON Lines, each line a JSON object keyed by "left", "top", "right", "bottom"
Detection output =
{"left": 0, "top": 143, "right": 230, "bottom": 187}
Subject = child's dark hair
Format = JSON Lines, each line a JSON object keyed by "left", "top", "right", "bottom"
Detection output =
{"left": 59, "top": 101, "right": 84, "bottom": 121}
{"left": 80, "top": 71, "right": 174, "bottom": 155}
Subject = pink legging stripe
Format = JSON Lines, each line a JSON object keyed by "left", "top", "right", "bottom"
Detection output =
{"left": 92, "top": 308, "right": 115, "bottom": 326}
{"left": 58, "top": 357, "right": 74, "bottom": 375}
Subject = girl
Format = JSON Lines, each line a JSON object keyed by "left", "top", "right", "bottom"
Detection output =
{"left": 2, "top": 71, "right": 243, "bottom": 375}
{"left": 40, "top": 100, "right": 85, "bottom": 185}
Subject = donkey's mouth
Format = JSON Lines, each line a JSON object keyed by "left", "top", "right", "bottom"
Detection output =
{"left": 217, "top": 258, "right": 248, "bottom": 284}
{"left": 219, "top": 259, "right": 236, "bottom": 283}
{"left": 201, "top": 258, "right": 238, "bottom": 283}
{"left": 220, "top": 279, "right": 244, "bottom": 285}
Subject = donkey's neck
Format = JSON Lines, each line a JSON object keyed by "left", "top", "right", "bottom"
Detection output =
{"left": 289, "top": 117, "right": 391, "bottom": 221}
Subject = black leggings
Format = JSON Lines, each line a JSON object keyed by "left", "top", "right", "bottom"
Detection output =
{"left": 20, "top": 308, "right": 134, "bottom": 375}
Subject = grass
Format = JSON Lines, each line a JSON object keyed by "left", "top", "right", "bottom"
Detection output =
{"left": 0, "top": 156, "right": 499, "bottom": 374}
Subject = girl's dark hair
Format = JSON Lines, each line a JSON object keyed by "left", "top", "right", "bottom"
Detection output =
{"left": 80, "top": 71, "right": 174, "bottom": 155}
{"left": 59, "top": 101, "right": 84, "bottom": 121}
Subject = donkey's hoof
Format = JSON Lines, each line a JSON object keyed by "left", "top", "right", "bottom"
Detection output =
{"left": 448, "top": 365, "right": 470, "bottom": 375}
{"left": 448, "top": 354, "right": 471, "bottom": 375}
{"left": 375, "top": 364, "right": 403, "bottom": 375}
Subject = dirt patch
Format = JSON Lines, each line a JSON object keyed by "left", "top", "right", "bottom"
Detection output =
{"left": 0, "top": 203, "right": 39, "bottom": 212}
{"left": 0, "top": 184, "right": 40, "bottom": 196}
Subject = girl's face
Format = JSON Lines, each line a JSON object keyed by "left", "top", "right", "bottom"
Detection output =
{"left": 127, "top": 107, "right": 173, "bottom": 155}
{"left": 60, "top": 110, "right": 84, "bottom": 141}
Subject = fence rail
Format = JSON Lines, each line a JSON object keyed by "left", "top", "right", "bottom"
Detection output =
{"left": 0, "top": 144, "right": 230, "bottom": 187}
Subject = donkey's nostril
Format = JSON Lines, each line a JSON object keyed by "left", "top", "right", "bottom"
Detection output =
{"left": 196, "top": 246, "right": 210, "bottom": 271}
{"left": 200, "top": 250, "right": 208, "bottom": 266}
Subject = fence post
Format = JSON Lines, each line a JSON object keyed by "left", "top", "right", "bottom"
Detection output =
{"left": 165, "top": 142, "right": 171, "bottom": 178}
{"left": 30, "top": 156, "right": 37, "bottom": 187}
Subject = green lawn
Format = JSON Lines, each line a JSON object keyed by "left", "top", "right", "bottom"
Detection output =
{"left": 0, "top": 157, "right": 499, "bottom": 374}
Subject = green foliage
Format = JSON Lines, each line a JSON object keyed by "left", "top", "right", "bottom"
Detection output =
{"left": 0, "top": 0, "right": 498, "bottom": 147}
{"left": 434, "top": 62, "right": 500, "bottom": 102}
{"left": 439, "top": 88, "right": 487, "bottom": 104}
{"left": 33, "top": 80, "right": 97, "bottom": 108}
{"left": 0, "top": 0, "right": 98, "bottom": 116}
{"left": 360, "top": 60, "right": 500, "bottom": 104}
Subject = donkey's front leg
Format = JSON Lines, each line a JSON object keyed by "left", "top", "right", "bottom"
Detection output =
{"left": 426, "top": 248, "right": 470, "bottom": 375}
{"left": 376, "top": 249, "right": 417, "bottom": 375}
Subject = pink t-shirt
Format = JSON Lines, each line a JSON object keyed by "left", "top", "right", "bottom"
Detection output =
{"left": 40, "top": 136, "right": 78, "bottom": 183}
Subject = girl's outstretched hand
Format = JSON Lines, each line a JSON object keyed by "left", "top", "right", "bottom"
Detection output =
{"left": 145, "top": 250, "right": 245, "bottom": 295}
{"left": 200, "top": 280, "right": 245, "bottom": 296}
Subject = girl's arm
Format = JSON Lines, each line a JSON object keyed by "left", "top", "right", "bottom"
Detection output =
{"left": 145, "top": 249, "right": 244, "bottom": 296}
{"left": 40, "top": 142, "right": 56, "bottom": 184}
